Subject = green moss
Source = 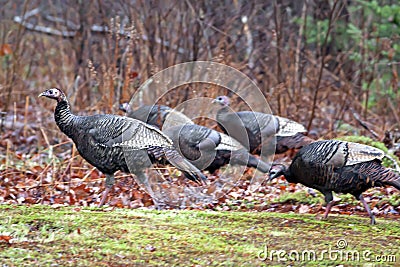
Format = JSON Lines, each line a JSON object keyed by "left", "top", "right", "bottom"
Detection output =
{"left": 275, "top": 190, "right": 323, "bottom": 205}
{"left": 0, "top": 205, "right": 399, "bottom": 266}
{"left": 389, "top": 194, "right": 400, "bottom": 207}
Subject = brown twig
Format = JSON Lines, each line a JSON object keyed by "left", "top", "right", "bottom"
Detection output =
{"left": 81, "top": 167, "right": 97, "bottom": 182}
{"left": 273, "top": 0, "right": 284, "bottom": 114}
{"left": 307, "top": 0, "right": 343, "bottom": 131}
{"left": 23, "top": 96, "right": 29, "bottom": 137}
{"left": 5, "top": 140, "right": 11, "bottom": 170}
{"left": 387, "top": 98, "right": 400, "bottom": 126}
{"left": 351, "top": 108, "right": 380, "bottom": 139}
{"left": 293, "top": 0, "right": 308, "bottom": 96}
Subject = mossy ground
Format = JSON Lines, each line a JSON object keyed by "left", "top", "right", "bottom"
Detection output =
{"left": 0, "top": 204, "right": 399, "bottom": 266}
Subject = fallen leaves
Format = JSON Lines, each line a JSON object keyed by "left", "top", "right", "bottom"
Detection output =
{"left": 0, "top": 235, "right": 12, "bottom": 244}
{"left": 145, "top": 244, "right": 156, "bottom": 252}
{"left": 0, "top": 44, "right": 12, "bottom": 56}
{"left": 1, "top": 160, "right": 399, "bottom": 220}
{"left": 298, "top": 204, "right": 311, "bottom": 214}
{"left": 1, "top": 114, "right": 400, "bottom": 220}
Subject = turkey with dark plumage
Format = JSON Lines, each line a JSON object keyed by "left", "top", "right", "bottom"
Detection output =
{"left": 39, "top": 88, "right": 206, "bottom": 207}
{"left": 119, "top": 103, "right": 193, "bottom": 129}
{"left": 213, "top": 95, "right": 314, "bottom": 154}
{"left": 163, "top": 124, "right": 271, "bottom": 174}
{"left": 269, "top": 140, "right": 400, "bottom": 224}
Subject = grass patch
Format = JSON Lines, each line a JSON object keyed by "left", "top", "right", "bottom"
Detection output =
{"left": 0, "top": 205, "right": 399, "bottom": 266}
{"left": 274, "top": 190, "right": 323, "bottom": 205}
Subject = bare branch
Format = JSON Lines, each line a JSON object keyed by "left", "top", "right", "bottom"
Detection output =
{"left": 13, "top": 8, "right": 76, "bottom": 37}
{"left": 293, "top": 0, "right": 308, "bottom": 95}
{"left": 351, "top": 108, "right": 380, "bottom": 139}
{"left": 13, "top": 8, "right": 186, "bottom": 53}
{"left": 307, "top": 0, "right": 344, "bottom": 131}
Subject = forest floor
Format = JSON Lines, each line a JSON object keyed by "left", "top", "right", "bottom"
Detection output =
{"left": 0, "top": 205, "right": 399, "bottom": 266}
{"left": 1, "top": 108, "right": 400, "bottom": 266}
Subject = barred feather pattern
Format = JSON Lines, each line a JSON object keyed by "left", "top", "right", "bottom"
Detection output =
{"left": 125, "top": 105, "right": 171, "bottom": 128}
{"left": 218, "top": 132, "right": 244, "bottom": 151}
{"left": 51, "top": 94, "right": 205, "bottom": 183}
{"left": 214, "top": 97, "right": 312, "bottom": 154}
{"left": 284, "top": 140, "right": 400, "bottom": 199}
{"left": 216, "top": 106, "right": 275, "bottom": 153}
{"left": 275, "top": 116, "right": 307, "bottom": 137}
{"left": 275, "top": 133, "right": 315, "bottom": 154}
{"left": 124, "top": 104, "right": 193, "bottom": 129}
{"left": 144, "top": 146, "right": 206, "bottom": 183}
{"left": 268, "top": 140, "right": 400, "bottom": 224}
{"left": 163, "top": 124, "right": 271, "bottom": 174}
{"left": 298, "top": 140, "right": 385, "bottom": 167}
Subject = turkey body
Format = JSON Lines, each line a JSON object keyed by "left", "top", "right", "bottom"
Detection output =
{"left": 39, "top": 88, "right": 206, "bottom": 207}
{"left": 215, "top": 104, "right": 275, "bottom": 154}
{"left": 213, "top": 96, "right": 314, "bottom": 154}
{"left": 163, "top": 124, "right": 271, "bottom": 174}
{"left": 269, "top": 140, "right": 400, "bottom": 224}
{"left": 122, "top": 103, "right": 270, "bottom": 174}
{"left": 119, "top": 103, "right": 193, "bottom": 129}
{"left": 59, "top": 112, "right": 157, "bottom": 175}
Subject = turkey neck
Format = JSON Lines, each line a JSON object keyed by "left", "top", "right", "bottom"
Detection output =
{"left": 216, "top": 105, "right": 229, "bottom": 118}
{"left": 281, "top": 166, "right": 297, "bottom": 183}
{"left": 55, "top": 99, "right": 75, "bottom": 136}
{"left": 216, "top": 106, "right": 230, "bottom": 127}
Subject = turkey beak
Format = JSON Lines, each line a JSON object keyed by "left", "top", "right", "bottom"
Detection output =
{"left": 212, "top": 99, "right": 225, "bottom": 105}
{"left": 267, "top": 171, "right": 279, "bottom": 182}
{"left": 38, "top": 92, "right": 45, "bottom": 97}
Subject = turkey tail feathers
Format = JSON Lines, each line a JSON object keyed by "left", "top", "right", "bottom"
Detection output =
{"left": 163, "top": 148, "right": 207, "bottom": 184}
{"left": 382, "top": 170, "right": 400, "bottom": 190}
{"left": 389, "top": 179, "right": 400, "bottom": 190}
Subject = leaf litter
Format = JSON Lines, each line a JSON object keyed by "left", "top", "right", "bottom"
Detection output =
{"left": 0, "top": 110, "right": 399, "bottom": 222}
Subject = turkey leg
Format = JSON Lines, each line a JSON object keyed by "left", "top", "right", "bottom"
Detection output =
{"left": 359, "top": 195, "right": 376, "bottom": 225}
{"left": 98, "top": 174, "right": 115, "bottom": 207}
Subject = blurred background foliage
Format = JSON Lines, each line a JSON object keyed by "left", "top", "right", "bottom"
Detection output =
{"left": 0, "top": 0, "right": 399, "bottom": 139}
{"left": 0, "top": 0, "right": 399, "bottom": 212}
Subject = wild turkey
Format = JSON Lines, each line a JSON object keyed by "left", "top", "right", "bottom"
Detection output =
{"left": 39, "top": 88, "right": 206, "bottom": 207}
{"left": 269, "top": 140, "right": 400, "bottom": 224}
{"left": 119, "top": 103, "right": 193, "bottom": 129}
{"left": 163, "top": 124, "right": 271, "bottom": 174}
{"left": 213, "top": 96, "right": 314, "bottom": 154}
